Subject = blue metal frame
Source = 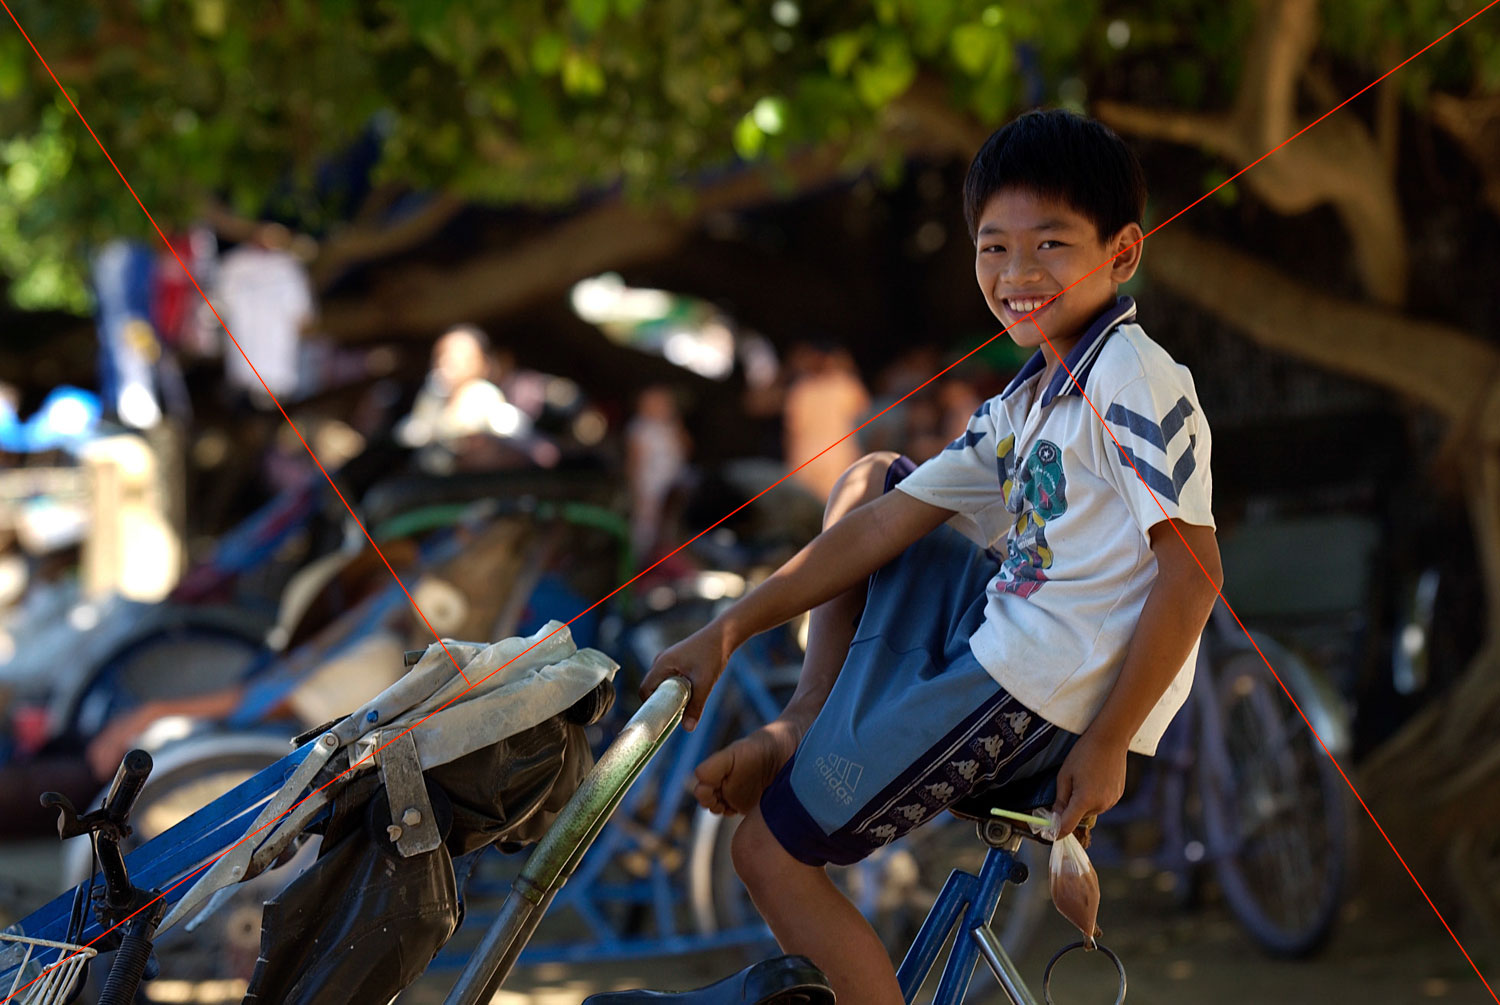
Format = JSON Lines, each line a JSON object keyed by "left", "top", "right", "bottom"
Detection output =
{"left": 2, "top": 741, "right": 318, "bottom": 979}
{"left": 895, "top": 843, "right": 1020, "bottom": 1004}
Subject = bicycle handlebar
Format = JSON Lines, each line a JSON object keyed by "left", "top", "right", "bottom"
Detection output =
{"left": 102, "top": 749, "right": 152, "bottom": 827}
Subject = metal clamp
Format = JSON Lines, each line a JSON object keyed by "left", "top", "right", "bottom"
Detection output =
{"left": 378, "top": 729, "right": 441, "bottom": 857}
{"left": 161, "top": 731, "right": 339, "bottom": 932}
{"left": 979, "top": 818, "right": 1022, "bottom": 851}
{"left": 1042, "top": 940, "right": 1127, "bottom": 1004}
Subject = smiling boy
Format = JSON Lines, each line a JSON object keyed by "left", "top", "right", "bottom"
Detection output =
{"left": 642, "top": 109, "right": 1222, "bottom": 1003}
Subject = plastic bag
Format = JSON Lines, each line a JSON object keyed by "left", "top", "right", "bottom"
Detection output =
{"left": 1033, "top": 809, "right": 1102, "bottom": 946}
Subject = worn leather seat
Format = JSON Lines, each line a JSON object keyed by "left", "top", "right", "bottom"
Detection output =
{"left": 581, "top": 955, "right": 833, "bottom": 1004}
{"left": 948, "top": 771, "right": 1059, "bottom": 824}
{"left": 949, "top": 770, "right": 1099, "bottom": 846}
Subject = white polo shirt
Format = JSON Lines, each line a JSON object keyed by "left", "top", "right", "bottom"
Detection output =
{"left": 895, "top": 297, "right": 1214, "bottom": 754}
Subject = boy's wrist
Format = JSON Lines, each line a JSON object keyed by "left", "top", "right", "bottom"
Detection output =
{"left": 1079, "top": 715, "right": 1135, "bottom": 752}
{"left": 708, "top": 613, "right": 745, "bottom": 661}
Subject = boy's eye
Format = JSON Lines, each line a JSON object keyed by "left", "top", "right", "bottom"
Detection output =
{"left": 980, "top": 244, "right": 1004, "bottom": 254}
{"left": 1040, "top": 240, "right": 1066, "bottom": 249}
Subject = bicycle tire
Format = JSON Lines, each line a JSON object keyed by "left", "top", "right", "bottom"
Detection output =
{"left": 65, "top": 623, "right": 264, "bottom": 740}
{"left": 1198, "top": 650, "right": 1350, "bottom": 957}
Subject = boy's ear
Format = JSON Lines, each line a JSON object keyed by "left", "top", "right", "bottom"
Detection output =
{"left": 1108, "top": 222, "right": 1144, "bottom": 283}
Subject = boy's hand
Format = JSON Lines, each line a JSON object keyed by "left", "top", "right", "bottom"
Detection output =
{"left": 641, "top": 622, "right": 733, "bottom": 731}
{"left": 1051, "top": 731, "right": 1129, "bottom": 840}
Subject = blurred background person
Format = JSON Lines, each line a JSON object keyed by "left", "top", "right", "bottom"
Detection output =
{"left": 781, "top": 343, "right": 870, "bottom": 502}
{"left": 626, "top": 384, "right": 691, "bottom": 562}
{"left": 396, "top": 323, "right": 558, "bottom": 473}
{"left": 214, "top": 222, "right": 316, "bottom": 408}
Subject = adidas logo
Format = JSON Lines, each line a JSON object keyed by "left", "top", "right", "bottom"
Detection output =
{"left": 814, "top": 753, "right": 864, "bottom": 806}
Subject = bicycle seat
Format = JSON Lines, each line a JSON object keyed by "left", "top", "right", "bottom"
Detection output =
{"left": 581, "top": 955, "right": 833, "bottom": 1004}
{"left": 950, "top": 772, "right": 1098, "bottom": 845}
{"left": 948, "top": 772, "right": 1057, "bottom": 824}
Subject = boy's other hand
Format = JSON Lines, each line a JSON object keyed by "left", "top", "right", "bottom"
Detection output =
{"left": 641, "top": 623, "right": 732, "bottom": 731}
{"left": 1051, "top": 731, "right": 1129, "bottom": 840}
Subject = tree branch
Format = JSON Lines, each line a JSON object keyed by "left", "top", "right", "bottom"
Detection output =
{"left": 1431, "top": 93, "right": 1500, "bottom": 219}
{"left": 1143, "top": 228, "right": 1497, "bottom": 429}
{"left": 1096, "top": 0, "right": 1407, "bottom": 304}
{"left": 319, "top": 201, "right": 690, "bottom": 340}
{"left": 316, "top": 128, "right": 908, "bottom": 341}
{"left": 309, "top": 193, "right": 467, "bottom": 291}
{"left": 1235, "top": 0, "right": 1320, "bottom": 148}
{"left": 1086, "top": 102, "right": 1240, "bottom": 157}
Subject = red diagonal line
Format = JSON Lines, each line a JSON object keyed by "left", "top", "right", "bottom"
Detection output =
{"left": 3, "top": 1, "right": 1497, "bottom": 1001}
{"left": 0, "top": 3, "right": 471, "bottom": 688}
{"left": 1027, "top": 302, "right": 1496, "bottom": 999}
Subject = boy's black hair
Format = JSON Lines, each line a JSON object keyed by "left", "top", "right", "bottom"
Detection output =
{"left": 962, "top": 109, "right": 1146, "bottom": 242}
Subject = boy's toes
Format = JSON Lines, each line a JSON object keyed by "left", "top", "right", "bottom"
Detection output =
{"left": 694, "top": 746, "right": 736, "bottom": 788}
{"left": 693, "top": 778, "right": 728, "bottom": 814}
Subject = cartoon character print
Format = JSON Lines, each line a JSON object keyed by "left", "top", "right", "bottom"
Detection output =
{"left": 994, "top": 436, "right": 1068, "bottom": 597}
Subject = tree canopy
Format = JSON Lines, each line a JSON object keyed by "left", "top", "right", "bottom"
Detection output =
{"left": 1, "top": 0, "right": 1495, "bottom": 312}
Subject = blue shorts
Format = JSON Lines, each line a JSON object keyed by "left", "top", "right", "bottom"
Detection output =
{"left": 759, "top": 457, "right": 1077, "bottom": 867}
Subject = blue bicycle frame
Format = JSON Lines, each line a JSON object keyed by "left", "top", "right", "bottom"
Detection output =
{"left": 3, "top": 739, "right": 321, "bottom": 972}
{"left": 893, "top": 827, "right": 1040, "bottom": 1005}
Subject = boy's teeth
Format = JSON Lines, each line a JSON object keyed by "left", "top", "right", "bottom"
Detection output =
{"left": 1007, "top": 296, "right": 1052, "bottom": 312}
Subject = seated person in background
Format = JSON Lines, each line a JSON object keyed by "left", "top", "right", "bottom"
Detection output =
{"left": 396, "top": 323, "right": 558, "bottom": 473}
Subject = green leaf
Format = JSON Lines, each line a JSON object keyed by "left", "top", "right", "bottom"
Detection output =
{"left": 531, "top": 33, "right": 566, "bottom": 75}
{"left": 826, "top": 30, "right": 866, "bottom": 78}
{"left": 191, "top": 0, "right": 226, "bottom": 38}
{"left": 570, "top": 0, "right": 611, "bottom": 34}
{"left": 733, "top": 114, "right": 765, "bottom": 158}
{"left": 561, "top": 51, "right": 607, "bottom": 97}
{"left": 949, "top": 23, "right": 999, "bottom": 77}
{"left": 900, "top": 0, "right": 957, "bottom": 48}
{"left": 853, "top": 38, "right": 916, "bottom": 108}
{"left": 0, "top": 48, "right": 25, "bottom": 99}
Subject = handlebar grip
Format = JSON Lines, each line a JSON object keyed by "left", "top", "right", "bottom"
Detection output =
{"left": 103, "top": 749, "right": 153, "bottom": 825}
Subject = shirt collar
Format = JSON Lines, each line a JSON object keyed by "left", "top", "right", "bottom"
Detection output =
{"left": 1000, "top": 296, "right": 1137, "bottom": 406}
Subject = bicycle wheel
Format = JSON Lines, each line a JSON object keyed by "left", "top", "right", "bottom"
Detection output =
{"left": 64, "top": 733, "right": 307, "bottom": 1004}
{"left": 67, "top": 623, "right": 264, "bottom": 740}
{"left": 1197, "top": 650, "right": 1350, "bottom": 957}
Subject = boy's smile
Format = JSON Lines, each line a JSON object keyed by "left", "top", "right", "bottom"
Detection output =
{"left": 974, "top": 188, "right": 1143, "bottom": 368}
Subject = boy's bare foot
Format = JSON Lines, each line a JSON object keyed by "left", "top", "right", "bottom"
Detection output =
{"left": 693, "top": 718, "right": 806, "bottom": 815}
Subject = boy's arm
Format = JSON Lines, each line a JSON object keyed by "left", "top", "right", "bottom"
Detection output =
{"left": 1052, "top": 519, "right": 1223, "bottom": 837}
{"left": 641, "top": 489, "right": 954, "bottom": 729}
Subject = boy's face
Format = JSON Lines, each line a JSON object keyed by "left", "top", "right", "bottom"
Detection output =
{"left": 974, "top": 188, "right": 1143, "bottom": 358}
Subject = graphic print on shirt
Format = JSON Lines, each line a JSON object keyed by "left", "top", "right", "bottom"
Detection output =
{"left": 995, "top": 435, "right": 1069, "bottom": 598}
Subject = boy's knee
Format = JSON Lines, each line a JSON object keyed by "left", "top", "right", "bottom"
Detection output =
{"left": 731, "top": 809, "right": 790, "bottom": 889}
{"left": 825, "top": 451, "right": 901, "bottom": 527}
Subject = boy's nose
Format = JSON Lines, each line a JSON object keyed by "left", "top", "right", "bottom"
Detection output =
{"left": 1003, "top": 256, "right": 1045, "bottom": 283}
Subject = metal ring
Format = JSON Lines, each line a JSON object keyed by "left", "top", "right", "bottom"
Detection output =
{"left": 1042, "top": 940, "right": 1127, "bottom": 1004}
